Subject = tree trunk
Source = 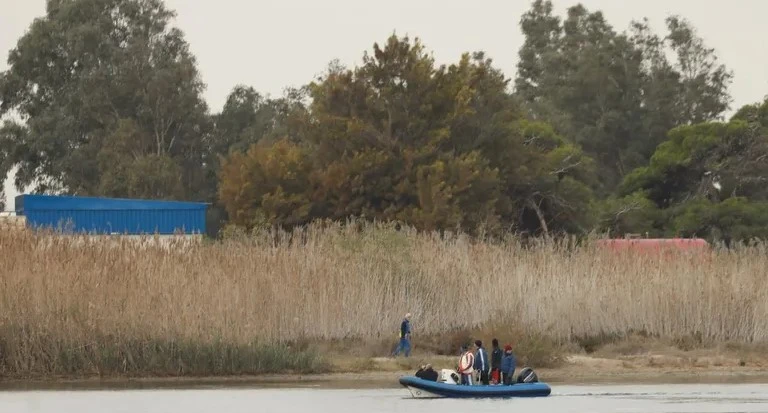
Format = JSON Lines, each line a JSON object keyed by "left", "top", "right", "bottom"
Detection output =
{"left": 527, "top": 197, "right": 549, "bottom": 237}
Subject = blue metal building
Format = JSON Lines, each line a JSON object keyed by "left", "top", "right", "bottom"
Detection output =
{"left": 15, "top": 194, "right": 208, "bottom": 235}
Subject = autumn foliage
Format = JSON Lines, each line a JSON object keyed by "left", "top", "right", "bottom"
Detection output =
{"left": 218, "top": 38, "right": 595, "bottom": 236}
{"left": 2, "top": 0, "right": 767, "bottom": 243}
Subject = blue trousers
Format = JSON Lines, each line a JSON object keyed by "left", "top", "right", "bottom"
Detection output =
{"left": 393, "top": 337, "right": 411, "bottom": 357}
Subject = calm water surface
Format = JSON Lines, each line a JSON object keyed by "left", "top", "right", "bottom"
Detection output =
{"left": 2, "top": 383, "right": 768, "bottom": 413}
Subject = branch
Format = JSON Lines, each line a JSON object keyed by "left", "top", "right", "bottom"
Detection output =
{"left": 614, "top": 201, "right": 642, "bottom": 219}
{"left": 524, "top": 134, "right": 540, "bottom": 145}
{"left": 542, "top": 191, "right": 577, "bottom": 212}
{"left": 550, "top": 155, "right": 582, "bottom": 176}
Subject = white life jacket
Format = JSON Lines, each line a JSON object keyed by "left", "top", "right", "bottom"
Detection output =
{"left": 458, "top": 352, "right": 474, "bottom": 374}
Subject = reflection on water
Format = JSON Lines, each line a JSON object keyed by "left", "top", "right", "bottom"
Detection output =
{"left": 2, "top": 384, "right": 768, "bottom": 413}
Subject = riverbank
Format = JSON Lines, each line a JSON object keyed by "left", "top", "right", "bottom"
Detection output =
{"left": 3, "top": 344, "right": 768, "bottom": 390}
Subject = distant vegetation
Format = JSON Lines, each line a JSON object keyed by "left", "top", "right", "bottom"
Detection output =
{"left": 2, "top": 226, "right": 767, "bottom": 378}
{"left": 1, "top": 0, "right": 767, "bottom": 243}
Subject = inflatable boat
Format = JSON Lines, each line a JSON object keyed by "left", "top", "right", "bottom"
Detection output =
{"left": 399, "top": 369, "right": 551, "bottom": 399}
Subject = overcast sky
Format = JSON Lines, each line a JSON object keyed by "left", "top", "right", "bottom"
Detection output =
{"left": 2, "top": 0, "right": 767, "bottom": 209}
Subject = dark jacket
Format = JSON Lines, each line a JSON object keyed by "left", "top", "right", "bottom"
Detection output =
{"left": 416, "top": 367, "right": 438, "bottom": 381}
{"left": 473, "top": 347, "right": 489, "bottom": 372}
{"left": 400, "top": 319, "right": 410, "bottom": 338}
{"left": 501, "top": 352, "right": 516, "bottom": 375}
{"left": 491, "top": 347, "right": 502, "bottom": 370}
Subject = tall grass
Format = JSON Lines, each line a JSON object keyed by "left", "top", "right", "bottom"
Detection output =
{"left": 1, "top": 222, "right": 767, "bottom": 377}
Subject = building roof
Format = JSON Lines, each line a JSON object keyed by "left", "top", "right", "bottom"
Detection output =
{"left": 15, "top": 194, "right": 209, "bottom": 213}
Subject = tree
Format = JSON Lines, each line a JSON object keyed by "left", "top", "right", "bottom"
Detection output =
{"left": 611, "top": 99, "right": 768, "bottom": 242}
{"left": 496, "top": 120, "right": 597, "bottom": 236}
{"left": 665, "top": 16, "right": 732, "bottom": 124}
{"left": 212, "top": 85, "right": 309, "bottom": 157}
{"left": 218, "top": 139, "right": 314, "bottom": 229}
{"left": 217, "top": 34, "right": 598, "bottom": 236}
{"left": 594, "top": 192, "right": 661, "bottom": 238}
{"left": 302, "top": 36, "right": 507, "bottom": 232}
{"left": 0, "top": 0, "right": 212, "bottom": 202}
{"left": 514, "top": 1, "right": 732, "bottom": 192}
{"left": 669, "top": 197, "right": 768, "bottom": 244}
{"left": 516, "top": 2, "right": 645, "bottom": 188}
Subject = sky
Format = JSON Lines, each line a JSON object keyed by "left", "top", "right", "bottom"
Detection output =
{"left": 1, "top": 0, "right": 767, "bottom": 210}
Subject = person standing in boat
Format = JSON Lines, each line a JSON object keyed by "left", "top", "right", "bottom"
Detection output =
{"left": 490, "top": 338, "right": 503, "bottom": 384}
{"left": 473, "top": 340, "right": 490, "bottom": 385}
{"left": 501, "top": 344, "right": 517, "bottom": 385}
{"left": 392, "top": 313, "right": 412, "bottom": 357}
{"left": 458, "top": 345, "right": 475, "bottom": 385}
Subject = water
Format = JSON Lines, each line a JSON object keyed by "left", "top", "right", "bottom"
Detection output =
{"left": 2, "top": 383, "right": 768, "bottom": 413}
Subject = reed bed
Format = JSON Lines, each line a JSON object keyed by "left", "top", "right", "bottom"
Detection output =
{"left": 1, "top": 222, "right": 767, "bottom": 377}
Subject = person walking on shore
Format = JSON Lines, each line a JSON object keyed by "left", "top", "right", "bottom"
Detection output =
{"left": 392, "top": 313, "right": 412, "bottom": 357}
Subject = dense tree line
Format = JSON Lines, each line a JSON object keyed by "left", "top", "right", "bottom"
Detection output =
{"left": 1, "top": 0, "right": 766, "bottom": 243}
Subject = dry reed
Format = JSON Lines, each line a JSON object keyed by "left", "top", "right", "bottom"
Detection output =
{"left": 1, "top": 221, "right": 767, "bottom": 377}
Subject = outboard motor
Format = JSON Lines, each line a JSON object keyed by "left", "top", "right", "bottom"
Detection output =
{"left": 516, "top": 367, "right": 539, "bottom": 383}
{"left": 438, "top": 369, "right": 460, "bottom": 385}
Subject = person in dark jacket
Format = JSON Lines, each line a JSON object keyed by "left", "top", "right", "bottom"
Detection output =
{"left": 415, "top": 364, "right": 438, "bottom": 381}
{"left": 473, "top": 340, "right": 490, "bottom": 385}
{"left": 501, "top": 344, "right": 517, "bottom": 385}
{"left": 392, "top": 313, "right": 412, "bottom": 357}
{"left": 490, "top": 338, "right": 503, "bottom": 384}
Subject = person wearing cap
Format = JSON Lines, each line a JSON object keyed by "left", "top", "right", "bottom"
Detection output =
{"left": 501, "top": 344, "right": 517, "bottom": 385}
{"left": 392, "top": 313, "right": 412, "bottom": 357}
{"left": 473, "top": 340, "right": 490, "bottom": 385}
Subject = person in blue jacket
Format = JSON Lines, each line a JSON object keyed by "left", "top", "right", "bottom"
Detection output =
{"left": 473, "top": 340, "right": 490, "bottom": 385}
{"left": 392, "top": 313, "right": 412, "bottom": 357}
{"left": 501, "top": 344, "right": 517, "bottom": 385}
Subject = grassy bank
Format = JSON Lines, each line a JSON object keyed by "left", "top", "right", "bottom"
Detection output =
{"left": 1, "top": 222, "right": 767, "bottom": 379}
{"left": 0, "top": 333, "right": 328, "bottom": 379}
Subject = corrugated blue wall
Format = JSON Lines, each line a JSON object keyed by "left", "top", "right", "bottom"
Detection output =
{"left": 15, "top": 194, "right": 208, "bottom": 235}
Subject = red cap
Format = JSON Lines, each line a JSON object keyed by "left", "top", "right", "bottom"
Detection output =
{"left": 504, "top": 344, "right": 512, "bottom": 351}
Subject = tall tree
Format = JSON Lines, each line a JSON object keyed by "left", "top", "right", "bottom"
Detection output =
{"left": 0, "top": 0, "right": 212, "bottom": 201}
{"left": 208, "top": 85, "right": 309, "bottom": 235}
{"left": 212, "top": 85, "right": 308, "bottom": 157}
{"left": 514, "top": 1, "right": 732, "bottom": 192}
{"left": 613, "top": 99, "right": 768, "bottom": 242}
{"left": 219, "top": 35, "right": 597, "bottom": 236}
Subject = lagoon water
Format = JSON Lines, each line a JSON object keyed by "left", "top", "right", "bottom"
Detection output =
{"left": 2, "top": 383, "right": 768, "bottom": 413}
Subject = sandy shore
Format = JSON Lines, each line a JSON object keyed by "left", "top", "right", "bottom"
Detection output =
{"left": 3, "top": 350, "right": 768, "bottom": 390}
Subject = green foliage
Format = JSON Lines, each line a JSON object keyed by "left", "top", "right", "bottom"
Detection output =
{"left": 0, "top": 0, "right": 212, "bottom": 201}
{"left": 515, "top": 1, "right": 732, "bottom": 191}
{"left": 406, "top": 152, "right": 502, "bottom": 232}
{"left": 614, "top": 99, "right": 768, "bottom": 242}
{"left": 0, "top": 330, "right": 329, "bottom": 377}
{"left": 594, "top": 192, "right": 661, "bottom": 237}
{"left": 669, "top": 198, "right": 768, "bottom": 243}
{"left": 212, "top": 85, "right": 308, "bottom": 157}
